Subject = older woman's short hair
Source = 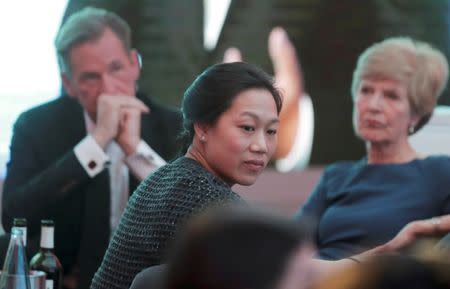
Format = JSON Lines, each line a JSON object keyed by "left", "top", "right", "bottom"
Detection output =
{"left": 351, "top": 37, "right": 449, "bottom": 133}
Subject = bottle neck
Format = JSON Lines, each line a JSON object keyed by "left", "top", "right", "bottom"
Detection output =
{"left": 12, "top": 226, "right": 27, "bottom": 247}
{"left": 2, "top": 228, "right": 30, "bottom": 276}
{"left": 40, "top": 226, "right": 54, "bottom": 249}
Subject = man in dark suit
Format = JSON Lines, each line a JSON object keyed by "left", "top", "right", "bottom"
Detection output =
{"left": 2, "top": 7, "right": 181, "bottom": 289}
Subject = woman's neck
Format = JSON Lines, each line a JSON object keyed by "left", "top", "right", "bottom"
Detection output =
{"left": 366, "top": 140, "right": 419, "bottom": 164}
{"left": 185, "top": 146, "right": 234, "bottom": 187}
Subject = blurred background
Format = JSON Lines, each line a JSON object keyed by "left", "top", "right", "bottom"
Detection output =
{"left": 1, "top": 1, "right": 450, "bottom": 207}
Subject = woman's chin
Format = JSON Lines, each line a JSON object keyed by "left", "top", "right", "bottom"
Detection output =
{"left": 236, "top": 175, "right": 259, "bottom": 186}
{"left": 359, "top": 131, "right": 387, "bottom": 143}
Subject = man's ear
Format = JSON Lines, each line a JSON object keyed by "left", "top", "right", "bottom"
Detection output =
{"left": 61, "top": 73, "right": 76, "bottom": 98}
{"left": 129, "top": 49, "right": 141, "bottom": 80}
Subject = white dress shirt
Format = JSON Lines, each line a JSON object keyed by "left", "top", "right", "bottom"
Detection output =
{"left": 73, "top": 113, "right": 166, "bottom": 234}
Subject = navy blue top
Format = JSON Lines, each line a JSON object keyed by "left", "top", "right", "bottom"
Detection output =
{"left": 296, "top": 156, "right": 450, "bottom": 260}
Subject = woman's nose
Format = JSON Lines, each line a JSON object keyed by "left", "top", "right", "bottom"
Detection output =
{"left": 367, "top": 93, "right": 383, "bottom": 110}
{"left": 250, "top": 132, "right": 268, "bottom": 153}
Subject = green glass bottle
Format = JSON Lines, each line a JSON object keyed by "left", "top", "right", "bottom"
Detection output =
{"left": 30, "top": 220, "right": 63, "bottom": 289}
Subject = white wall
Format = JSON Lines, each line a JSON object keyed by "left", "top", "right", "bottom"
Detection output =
{"left": 410, "top": 106, "right": 450, "bottom": 156}
{"left": 0, "top": 1, "right": 68, "bottom": 178}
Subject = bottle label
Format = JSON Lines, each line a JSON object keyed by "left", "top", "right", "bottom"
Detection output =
{"left": 45, "top": 279, "right": 54, "bottom": 289}
{"left": 41, "top": 227, "right": 54, "bottom": 249}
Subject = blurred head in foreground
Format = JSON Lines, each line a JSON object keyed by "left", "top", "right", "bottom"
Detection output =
{"left": 165, "top": 206, "right": 315, "bottom": 289}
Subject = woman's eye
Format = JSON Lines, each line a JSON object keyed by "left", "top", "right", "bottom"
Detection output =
{"left": 385, "top": 92, "right": 398, "bottom": 100}
{"left": 360, "top": 86, "right": 372, "bottom": 95}
{"left": 267, "top": 129, "right": 277, "bottom": 135}
{"left": 240, "top": 125, "right": 255, "bottom": 132}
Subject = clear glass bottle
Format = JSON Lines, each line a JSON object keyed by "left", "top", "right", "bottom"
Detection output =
{"left": 0, "top": 228, "right": 31, "bottom": 289}
{"left": 29, "top": 220, "right": 62, "bottom": 289}
{"left": 12, "top": 219, "right": 27, "bottom": 247}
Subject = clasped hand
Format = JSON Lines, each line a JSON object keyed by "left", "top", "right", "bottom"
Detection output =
{"left": 92, "top": 94, "right": 149, "bottom": 155}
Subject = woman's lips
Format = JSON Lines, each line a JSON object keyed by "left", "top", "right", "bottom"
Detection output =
{"left": 243, "top": 160, "right": 265, "bottom": 172}
{"left": 364, "top": 119, "right": 385, "bottom": 128}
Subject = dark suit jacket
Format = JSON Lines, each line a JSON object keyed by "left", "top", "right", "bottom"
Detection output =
{"left": 2, "top": 93, "right": 181, "bottom": 289}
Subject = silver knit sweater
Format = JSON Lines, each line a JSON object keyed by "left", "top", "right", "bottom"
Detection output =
{"left": 90, "top": 157, "right": 242, "bottom": 289}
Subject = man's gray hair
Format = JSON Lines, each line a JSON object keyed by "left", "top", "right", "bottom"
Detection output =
{"left": 55, "top": 6, "right": 132, "bottom": 75}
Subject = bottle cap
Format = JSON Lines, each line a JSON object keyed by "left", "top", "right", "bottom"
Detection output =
{"left": 13, "top": 218, "right": 27, "bottom": 227}
{"left": 41, "top": 219, "right": 54, "bottom": 227}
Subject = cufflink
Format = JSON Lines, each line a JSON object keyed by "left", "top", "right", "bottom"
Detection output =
{"left": 88, "top": 160, "right": 97, "bottom": 169}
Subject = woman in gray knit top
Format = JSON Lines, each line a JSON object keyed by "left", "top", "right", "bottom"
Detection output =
{"left": 91, "top": 62, "right": 283, "bottom": 289}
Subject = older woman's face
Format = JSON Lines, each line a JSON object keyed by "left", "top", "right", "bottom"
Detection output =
{"left": 354, "top": 78, "right": 417, "bottom": 144}
{"left": 202, "top": 88, "right": 279, "bottom": 186}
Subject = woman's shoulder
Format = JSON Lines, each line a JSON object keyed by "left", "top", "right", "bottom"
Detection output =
{"left": 419, "top": 155, "right": 450, "bottom": 165}
{"left": 416, "top": 155, "right": 450, "bottom": 174}
{"left": 148, "top": 156, "right": 206, "bottom": 177}
{"left": 416, "top": 155, "right": 450, "bottom": 204}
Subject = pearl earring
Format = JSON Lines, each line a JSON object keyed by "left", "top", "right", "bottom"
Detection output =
{"left": 408, "top": 126, "right": 415, "bottom": 134}
{"left": 200, "top": 135, "right": 206, "bottom": 141}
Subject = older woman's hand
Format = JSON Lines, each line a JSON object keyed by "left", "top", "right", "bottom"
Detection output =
{"left": 383, "top": 215, "right": 450, "bottom": 252}
{"left": 344, "top": 215, "right": 450, "bottom": 264}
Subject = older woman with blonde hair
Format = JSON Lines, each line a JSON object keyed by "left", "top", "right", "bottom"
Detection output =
{"left": 351, "top": 37, "right": 448, "bottom": 136}
{"left": 295, "top": 36, "right": 450, "bottom": 264}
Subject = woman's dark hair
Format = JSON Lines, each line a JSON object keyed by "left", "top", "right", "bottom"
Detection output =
{"left": 165, "top": 206, "right": 312, "bottom": 289}
{"left": 178, "top": 62, "right": 282, "bottom": 155}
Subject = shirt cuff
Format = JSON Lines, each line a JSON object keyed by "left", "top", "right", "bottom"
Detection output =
{"left": 74, "top": 135, "right": 110, "bottom": 177}
{"left": 125, "top": 140, "right": 166, "bottom": 181}
{"left": 275, "top": 94, "right": 314, "bottom": 172}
